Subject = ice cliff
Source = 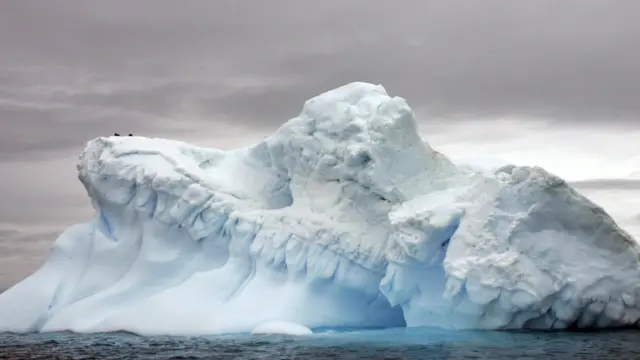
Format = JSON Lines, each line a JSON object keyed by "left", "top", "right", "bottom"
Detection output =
{"left": 1, "top": 82, "right": 639, "bottom": 335}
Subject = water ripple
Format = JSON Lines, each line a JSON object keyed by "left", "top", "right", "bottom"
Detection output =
{"left": 2, "top": 328, "right": 640, "bottom": 360}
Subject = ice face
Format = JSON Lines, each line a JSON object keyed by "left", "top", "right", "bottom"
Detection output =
{"left": 1, "top": 82, "right": 639, "bottom": 335}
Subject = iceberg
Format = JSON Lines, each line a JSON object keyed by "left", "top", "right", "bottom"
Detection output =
{"left": 1, "top": 82, "right": 639, "bottom": 335}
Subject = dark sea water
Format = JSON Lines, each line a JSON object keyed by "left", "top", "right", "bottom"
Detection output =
{"left": 1, "top": 327, "right": 639, "bottom": 360}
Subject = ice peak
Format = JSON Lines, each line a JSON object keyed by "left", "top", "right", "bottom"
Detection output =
{"left": 254, "top": 82, "right": 461, "bottom": 204}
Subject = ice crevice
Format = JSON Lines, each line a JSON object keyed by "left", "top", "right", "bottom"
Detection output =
{"left": 1, "top": 82, "right": 640, "bottom": 335}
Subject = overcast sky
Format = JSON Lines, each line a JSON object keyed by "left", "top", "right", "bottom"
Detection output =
{"left": 1, "top": 0, "right": 640, "bottom": 288}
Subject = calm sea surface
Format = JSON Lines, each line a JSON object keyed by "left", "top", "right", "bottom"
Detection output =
{"left": 1, "top": 327, "right": 639, "bottom": 360}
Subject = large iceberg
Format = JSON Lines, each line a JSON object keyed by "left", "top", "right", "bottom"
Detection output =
{"left": 1, "top": 82, "right": 639, "bottom": 335}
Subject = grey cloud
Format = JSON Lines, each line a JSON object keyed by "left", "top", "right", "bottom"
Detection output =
{"left": 0, "top": 101, "right": 176, "bottom": 161}
{"left": 2, "top": 0, "right": 639, "bottom": 181}
{"left": 2, "top": 1, "right": 640, "bottom": 143}
{"left": 3, "top": 1, "right": 640, "bottom": 162}
{"left": 571, "top": 179, "right": 640, "bottom": 190}
{"left": 250, "top": 1, "right": 640, "bottom": 123}
{"left": 0, "top": 66, "right": 257, "bottom": 160}
{"left": 0, "top": 158, "right": 91, "bottom": 224}
{"left": 0, "top": 227, "right": 60, "bottom": 288}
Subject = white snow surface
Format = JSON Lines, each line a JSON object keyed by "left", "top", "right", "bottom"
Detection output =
{"left": 1, "top": 82, "right": 639, "bottom": 335}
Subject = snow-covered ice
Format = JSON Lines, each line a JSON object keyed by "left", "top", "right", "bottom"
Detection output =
{"left": 1, "top": 82, "right": 639, "bottom": 335}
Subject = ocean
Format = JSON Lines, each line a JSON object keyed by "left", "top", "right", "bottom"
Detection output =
{"left": 1, "top": 327, "right": 639, "bottom": 360}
